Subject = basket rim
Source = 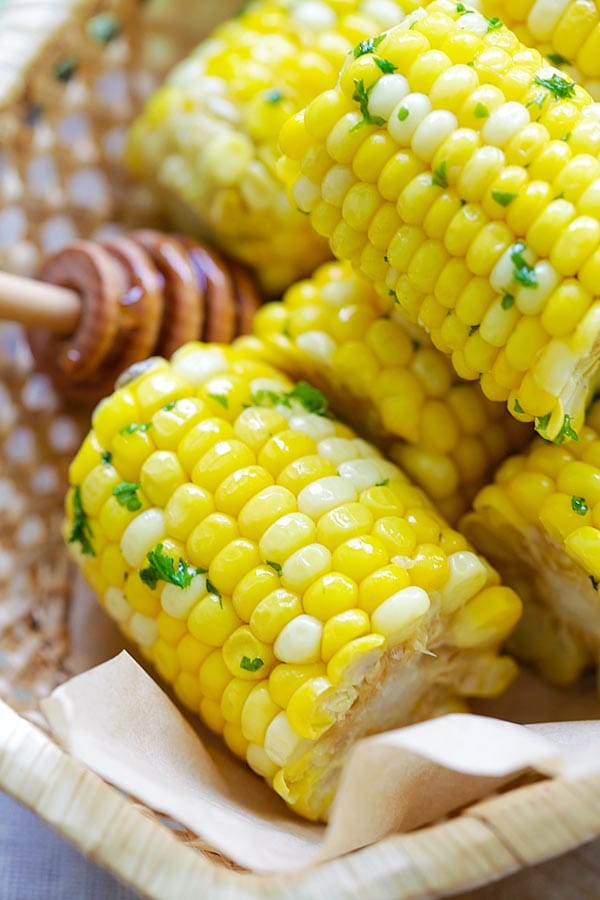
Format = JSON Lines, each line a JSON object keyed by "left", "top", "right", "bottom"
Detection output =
{"left": 2, "top": 698, "right": 600, "bottom": 900}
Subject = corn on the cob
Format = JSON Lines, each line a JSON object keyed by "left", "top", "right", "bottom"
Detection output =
{"left": 65, "top": 343, "right": 521, "bottom": 821}
{"left": 249, "top": 259, "right": 529, "bottom": 522}
{"left": 280, "top": 0, "right": 600, "bottom": 442}
{"left": 126, "top": 0, "right": 426, "bottom": 295}
{"left": 480, "top": 0, "right": 600, "bottom": 99}
{"left": 463, "top": 398, "right": 600, "bottom": 688}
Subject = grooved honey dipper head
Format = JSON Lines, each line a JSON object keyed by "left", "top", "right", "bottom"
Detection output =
{"left": 25, "top": 231, "right": 263, "bottom": 400}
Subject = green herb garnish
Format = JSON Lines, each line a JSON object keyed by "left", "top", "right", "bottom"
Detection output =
{"left": 492, "top": 191, "right": 517, "bottom": 207}
{"left": 469, "top": 325, "right": 479, "bottom": 335}
{"left": 353, "top": 34, "right": 386, "bottom": 58}
{"left": 501, "top": 293, "right": 515, "bottom": 310}
{"left": 68, "top": 486, "right": 95, "bottom": 557}
{"left": 140, "top": 544, "right": 205, "bottom": 590}
{"left": 206, "top": 578, "right": 223, "bottom": 608}
{"left": 511, "top": 242, "right": 537, "bottom": 288}
{"left": 514, "top": 399, "right": 525, "bottom": 414}
{"left": 486, "top": 15, "right": 503, "bottom": 31}
{"left": 571, "top": 496, "right": 588, "bottom": 516}
{"left": 397, "top": 106, "right": 409, "bottom": 121}
{"left": 286, "top": 382, "right": 330, "bottom": 417}
{"left": 119, "top": 421, "right": 153, "bottom": 435}
{"left": 113, "top": 481, "right": 142, "bottom": 512}
{"left": 474, "top": 102, "right": 489, "bottom": 119}
{"left": 163, "top": 401, "right": 177, "bottom": 411}
{"left": 536, "top": 412, "right": 551, "bottom": 431}
{"left": 266, "top": 560, "right": 283, "bottom": 575}
{"left": 240, "top": 656, "right": 264, "bottom": 673}
{"left": 432, "top": 161, "right": 448, "bottom": 188}
{"left": 375, "top": 57, "right": 397, "bottom": 74}
{"left": 546, "top": 53, "right": 570, "bottom": 67}
{"left": 590, "top": 576, "right": 599, "bottom": 592}
{"left": 533, "top": 73, "right": 576, "bottom": 100}
{"left": 351, "top": 79, "right": 386, "bottom": 131}
{"left": 266, "top": 88, "right": 284, "bottom": 104}
{"left": 101, "top": 451, "right": 112, "bottom": 465}
{"left": 207, "top": 392, "right": 229, "bottom": 409}
{"left": 375, "top": 479, "right": 390, "bottom": 487}
{"left": 389, "top": 289, "right": 399, "bottom": 303}
{"left": 554, "top": 414, "right": 579, "bottom": 446}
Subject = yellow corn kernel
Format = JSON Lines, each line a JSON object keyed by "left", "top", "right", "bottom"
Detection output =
{"left": 449, "top": 587, "right": 523, "bottom": 649}
{"left": 250, "top": 589, "right": 303, "bottom": 643}
{"left": 140, "top": 451, "right": 186, "bottom": 508}
{"left": 200, "top": 698, "right": 225, "bottom": 735}
{"left": 222, "top": 626, "right": 276, "bottom": 680}
{"left": 286, "top": 677, "right": 343, "bottom": 740}
{"left": 151, "top": 398, "right": 206, "bottom": 451}
{"left": 199, "top": 651, "right": 232, "bottom": 702}
{"left": 238, "top": 485, "right": 298, "bottom": 542}
{"left": 539, "top": 492, "right": 592, "bottom": 540}
{"left": 80, "top": 465, "right": 120, "bottom": 517}
{"left": 268, "top": 663, "right": 328, "bottom": 710}
{"left": 409, "top": 543, "right": 450, "bottom": 591}
{"left": 231, "top": 566, "right": 280, "bottom": 622}
{"left": 332, "top": 536, "right": 389, "bottom": 581}
{"left": 321, "top": 610, "right": 370, "bottom": 662}
{"left": 258, "top": 431, "right": 317, "bottom": 477}
{"left": 188, "top": 595, "right": 241, "bottom": 648}
{"left": 187, "top": 513, "right": 238, "bottom": 570}
{"left": 176, "top": 634, "right": 212, "bottom": 674}
{"left": 564, "top": 526, "right": 600, "bottom": 578}
{"left": 174, "top": 672, "right": 203, "bottom": 712}
{"left": 125, "top": 573, "right": 161, "bottom": 618}
{"left": 209, "top": 539, "right": 261, "bottom": 597}
{"left": 153, "top": 638, "right": 181, "bottom": 684}
{"left": 241, "top": 683, "right": 280, "bottom": 745}
{"left": 93, "top": 390, "right": 141, "bottom": 448}
{"left": 326, "top": 634, "right": 386, "bottom": 687}
{"left": 221, "top": 678, "right": 255, "bottom": 725}
{"left": 164, "top": 483, "right": 214, "bottom": 542}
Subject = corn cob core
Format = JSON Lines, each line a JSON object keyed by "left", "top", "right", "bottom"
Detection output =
{"left": 480, "top": 0, "right": 600, "bottom": 100}
{"left": 126, "top": 0, "right": 423, "bottom": 295}
{"left": 280, "top": 0, "right": 600, "bottom": 442}
{"left": 463, "top": 399, "right": 600, "bottom": 688}
{"left": 250, "top": 259, "right": 529, "bottom": 523}
{"left": 64, "top": 343, "right": 521, "bottom": 821}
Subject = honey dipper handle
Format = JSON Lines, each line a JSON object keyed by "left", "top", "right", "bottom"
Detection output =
{"left": 0, "top": 270, "right": 80, "bottom": 335}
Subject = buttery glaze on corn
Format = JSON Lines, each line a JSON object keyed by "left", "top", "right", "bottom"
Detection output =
{"left": 65, "top": 344, "right": 521, "bottom": 821}
{"left": 280, "top": 0, "right": 600, "bottom": 441}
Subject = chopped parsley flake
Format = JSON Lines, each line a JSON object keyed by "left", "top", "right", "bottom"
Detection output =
{"left": 474, "top": 102, "right": 489, "bottom": 119}
{"left": 252, "top": 388, "right": 283, "bottom": 408}
{"left": 554, "top": 414, "right": 579, "bottom": 446}
{"left": 492, "top": 191, "right": 517, "bottom": 207}
{"left": 526, "top": 93, "right": 547, "bottom": 112}
{"left": 590, "top": 576, "right": 599, "bottom": 592}
{"left": 113, "top": 481, "right": 142, "bottom": 512}
{"left": 266, "top": 88, "right": 284, "bottom": 103}
{"left": 456, "top": 3, "right": 468, "bottom": 13}
{"left": 351, "top": 79, "right": 386, "bottom": 131}
{"left": 375, "top": 479, "right": 389, "bottom": 487}
{"left": 432, "top": 161, "right": 448, "bottom": 188}
{"left": 353, "top": 34, "right": 386, "bottom": 58}
{"left": 397, "top": 106, "right": 409, "bottom": 121}
{"left": 389, "top": 289, "right": 399, "bottom": 303}
{"left": 486, "top": 16, "right": 503, "bottom": 31}
{"left": 68, "top": 486, "right": 95, "bottom": 557}
{"left": 534, "top": 73, "right": 576, "bottom": 100}
{"left": 511, "top": 242, "right": 537, "bottom": 288}
{"left": 163, "top": 401, "right": 176, "bottom": 411}
{"left": 207, "top": 392, "right": 229, "bottom": 409}
{"left": 513, "top": 399, "right": 525, "bottom": 414}
{"left": 286, "top": 382, "right": 330, "bottom": 417}
{"left": 562, "top": 132, "right": 572, "bottom": 142}
{"left": 266, "top": 560, "right": 283, "bottom": 575}
{"left": 206, "top": 578, "right": 223, "bottom": 607}
{"left": 375, "top": 57, "right": 397, "bottom": 74}
{"left": 140, "top": 544, "right": 205, "bottom": 590}
{"left": 240, "top": 656, "right": 264, "bottom": 672}
{"left": 119, "top": 421, "right": 152, "bottom": 435}
{"left": 469, "top": 325, "right": 480, "bottom": 335}
{"left": 571, "top": 496, "right": 588, "bottom": 516}
{"left": 501, "top": 293, "right": 515, "bottom": 310}
{"left": 546, "top": 53, "right": 570, "bottom": 67}
{"left": 536, "top": 412, "right": 551, "bottom": 431}
{"left": 101, "top": 451, "right": 112, "bottom": 464}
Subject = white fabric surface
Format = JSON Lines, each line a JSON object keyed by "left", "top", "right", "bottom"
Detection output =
{"left": 0, "top": 793, "right": 138, "bottom": 899}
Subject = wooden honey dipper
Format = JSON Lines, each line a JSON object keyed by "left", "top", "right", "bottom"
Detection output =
{"left": 0, "top": 230, "right": 262, "bottom": 398}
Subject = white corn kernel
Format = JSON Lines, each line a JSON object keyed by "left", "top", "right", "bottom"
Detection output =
{"left": 292, "top": 0, "right": 338, "bottom": 30}
{"left": 259, "top": 513, "right": 316, "bottom": 563}
{"left": 171, "top": 346, "right": 228, "bottom": 385}
{"left": 322, "top": 165, "right": 357, "bottom": 207}
{"left": 296, "top": 331, "right": 338, "bottom": 363}
{"left": 361, "top": 0, "right": 406, "bottom": 27}
{"left": 318, "top": 437, "right": 360, "bottom": 464}
{"left": 371, "top": 586, "right": 431, "bottom": 644}
{"left": 298, "top": 476, "right": 357, "bottom": 517}
{"left": 482, "top": 103, "right": 530, "bottom": 147}
{"left": 274, "top": 614, "right": 324, "bottom": 664}
{"left": 130, "top": 612, "right": 158, "bottom": 647}
{"left": 338, "top": 458, "right": 385, "bottom": 490}
{"left": 293, "top": 176, "right": 321, "bottom": 213}
{"left": 389, "top": 93, "right": 432, "bottom": 144}
{"left": 515, "top": 261, "right": 559, "bottom": 315}
{"left": 368, "top": 75, "right": 410, "bottom": 120}
{"left": 439, "top": 552, "right": 489, "bottom": 614}
{"left": 411, "top": 110, "right": 458, "bottom": 161}
{"left": 264, "top": 712, "right": 312, "bottom": 766}
{"left": 246, "top": 743, "right": 278, "bottom": 778}
{"left": 120, "top": 509, "right": 166, "bottom": 568}
{"left": 289, "top": 412, "right": 336, "bottom": 440}
{"left": 281, "top": 544, "right": 332, "bottom": 593}
{"left": 161, "top": 575, "right": 207, "bottom": 619}
{"left": 529, "top": 2, "right": 570, "bottom": 40}
{"left": 455, "top": 10, "right": 489, "bottom": 35}
{"left": 104, "top": 587, "right": 131, "bottom": 623}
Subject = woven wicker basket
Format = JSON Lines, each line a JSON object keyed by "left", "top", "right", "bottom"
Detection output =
{"left": 1, "top": 2, "right": 600, "bottom": 897}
